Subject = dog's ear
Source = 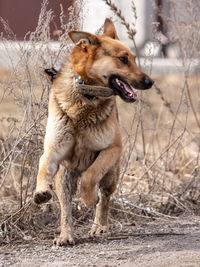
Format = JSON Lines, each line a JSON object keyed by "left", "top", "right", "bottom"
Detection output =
{"left": 103, "top": 18, "right": 119, "bottom": 40}
{"left": 68, "top": 31, "right": 100, "bottom": 48}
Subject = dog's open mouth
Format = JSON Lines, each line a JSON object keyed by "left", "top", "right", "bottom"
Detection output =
{"left": 109, "top": 75, "right": 137, "bottom": 102}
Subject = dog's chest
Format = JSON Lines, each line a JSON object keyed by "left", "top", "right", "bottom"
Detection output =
{"left": 79, "top": 122, "right": 115, "bottom": 151}
{"left": 69, "top": 122, "right": 115, "bottom": 172}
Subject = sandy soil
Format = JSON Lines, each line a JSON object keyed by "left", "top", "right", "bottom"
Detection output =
{"left": 1, "top": 216, "right": 200, "bottom": 267}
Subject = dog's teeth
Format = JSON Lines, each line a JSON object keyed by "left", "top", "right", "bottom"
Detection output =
{"left": 116, "top": 79, "right": 121, "bottom": 86}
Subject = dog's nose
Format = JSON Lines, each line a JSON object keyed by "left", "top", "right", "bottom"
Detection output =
{"left": 144, "top": 77, "right": 154, "bottom": 88}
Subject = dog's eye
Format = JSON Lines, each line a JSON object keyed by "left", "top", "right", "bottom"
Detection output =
{"left": 118, "top": 57, "right": 128, "bottom": 64}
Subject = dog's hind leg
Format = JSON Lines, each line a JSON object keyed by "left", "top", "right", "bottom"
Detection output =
{"left": 89, "top": 161, "right": 120, "bottom": 236}
{"left": 54, "top": 165, "right": 79, "bottom": 246}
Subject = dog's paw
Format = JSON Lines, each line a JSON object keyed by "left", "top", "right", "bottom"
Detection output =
{"left": 53, "top": 235, "right": 75, "bottom": 246}
{"left": 81, "top": 187, "right": 99, "bottom": 208}
{"left": 89, "top": 225, "right": 107, "bottom": 237}
{"left": 33, "top": 190, "right": 52, "bottom": 204}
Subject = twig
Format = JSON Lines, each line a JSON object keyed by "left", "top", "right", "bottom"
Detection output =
{"left": 185, "top": 79, "right": 200, "bottom": 130}
{"left": 137, "top": 131, "right": 184, "bottom": 180}
{"left": 76, "top": 84, "right": 114, "bottom": 97}
{"left": 1, "top": 201, "right": 31, "bottom": 225}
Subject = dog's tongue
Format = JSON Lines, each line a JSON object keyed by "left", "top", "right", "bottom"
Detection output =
{"left": 119, "top": 79, "right": 137, "bottom": 99}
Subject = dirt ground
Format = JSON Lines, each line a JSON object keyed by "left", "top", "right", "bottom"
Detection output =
{"left": 0, "top": 216, "right": 200, "bottom": 267}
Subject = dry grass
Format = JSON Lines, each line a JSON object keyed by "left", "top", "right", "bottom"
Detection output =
{"left": 0, "top": 0, "right": 200, "bottom": 244}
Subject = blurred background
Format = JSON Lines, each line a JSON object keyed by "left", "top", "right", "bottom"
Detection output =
{"left": 0, "top": 0, "right": 199, "bottom": 71}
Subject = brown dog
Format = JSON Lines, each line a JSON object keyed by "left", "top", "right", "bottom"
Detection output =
{"left": 33, "top": 19, "right": 154, "bottom": 245}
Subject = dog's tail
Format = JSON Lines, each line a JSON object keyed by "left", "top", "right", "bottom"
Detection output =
{"left": 44, "top": 68, "right": 58, "bottom": 83}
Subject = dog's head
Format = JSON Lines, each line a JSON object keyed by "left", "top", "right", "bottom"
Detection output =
{"left": 68, "top": 19, "right": 154, "bottom": 103}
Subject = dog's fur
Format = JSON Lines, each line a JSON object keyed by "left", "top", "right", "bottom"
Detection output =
{"left": 33, "top": 19, "right": 154, "bottom": 246}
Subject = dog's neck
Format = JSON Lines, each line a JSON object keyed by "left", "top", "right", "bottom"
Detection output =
{"left": 52, "top": 60, "right": 116, "bottom": 128}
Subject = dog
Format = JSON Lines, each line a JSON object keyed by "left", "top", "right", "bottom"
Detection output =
{"left": 33, "top": 18, "right": 154, "bottom": 246}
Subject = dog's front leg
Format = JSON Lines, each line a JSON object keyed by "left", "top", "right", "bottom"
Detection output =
{"left": 34, "top": 150, "right": 61, "bottom": 204}
{"left": 54, "top": 165, "right": 80, "bottom": 246}
{"left": 80, "top": 141, "right": 122, "bottom": 208}
{"left": 34, "top": 116, "right": 75, "bottom": 205}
